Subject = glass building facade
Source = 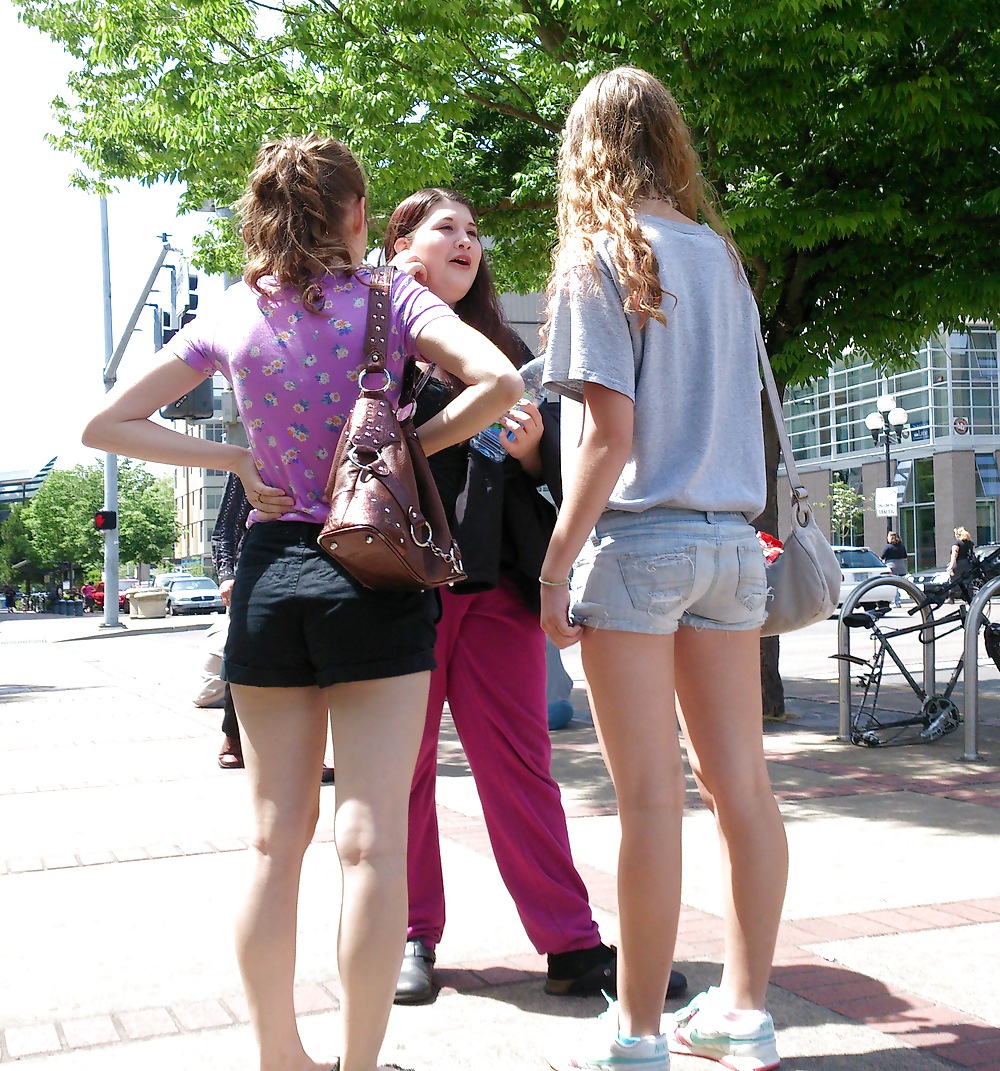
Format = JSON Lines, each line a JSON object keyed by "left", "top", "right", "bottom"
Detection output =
{"left": 781, "top": 327, "right": 1000, "bottom": 570}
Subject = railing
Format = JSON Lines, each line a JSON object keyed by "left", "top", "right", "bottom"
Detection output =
{"left": 837, "top": 575, "right": 991, "bottom": 761}
{"left": 959, "top": 574, "right": 1000, "bottom": 762}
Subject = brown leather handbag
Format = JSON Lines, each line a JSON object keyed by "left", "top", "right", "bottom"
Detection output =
{"left": 317, "top": 266, "right": 466, "bottom": 590}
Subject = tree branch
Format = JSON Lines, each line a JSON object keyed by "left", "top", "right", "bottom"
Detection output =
{"left": 518, "top": 0, "right": 570, "bottom": 58}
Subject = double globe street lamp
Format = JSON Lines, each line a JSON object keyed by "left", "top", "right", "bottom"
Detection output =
{"left": 865, "top": 394, "right": 909, "bottom": 536}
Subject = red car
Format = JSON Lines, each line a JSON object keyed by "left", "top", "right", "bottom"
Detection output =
{"left": 92, "top": 579, "right": 145, "bottom": 611}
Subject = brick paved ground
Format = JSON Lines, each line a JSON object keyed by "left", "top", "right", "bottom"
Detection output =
{"left": 1, "top": 610, "right": 998, "bottom": 1070}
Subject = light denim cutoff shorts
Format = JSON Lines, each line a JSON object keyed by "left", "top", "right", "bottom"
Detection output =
{"left": 569, "top": 508, "right": 768, "bottom": 636}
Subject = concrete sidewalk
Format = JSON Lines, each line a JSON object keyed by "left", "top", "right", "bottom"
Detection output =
{"left": 0, "top": 610, "right": 998, "bottom": 1070}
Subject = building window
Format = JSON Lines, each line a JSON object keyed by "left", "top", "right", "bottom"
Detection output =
{"left": 899, "top": 457, "right": 936, "bottom": 570}
{"left": 975, "top": 453, "right": 1000, "bottom": 545}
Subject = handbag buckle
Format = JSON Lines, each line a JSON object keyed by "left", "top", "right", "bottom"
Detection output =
{"left": 358, "top": 368, "right": 392, "bottom": 393}
{"left": 791, "top": 485, "right": 811, "bottom": 527}
{"left": 347, "top": 444, "right": 382, "bottom": 471}
{"left": 409, "top": 507, "right": 433, "bottom": 548}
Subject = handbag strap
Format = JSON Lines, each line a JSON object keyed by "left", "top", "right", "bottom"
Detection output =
{"left": 752, "top": 311, "right": 811, "bottom": 519}
{"left": 362, "top": 264, "right": 392, "bottom": 377}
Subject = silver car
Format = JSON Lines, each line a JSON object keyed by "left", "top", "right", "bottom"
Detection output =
{"left": 164, "top": 577, "right": 226, "bottom": 616}
{"left": 832, "top": 546, "right": 898, "bottom": 609}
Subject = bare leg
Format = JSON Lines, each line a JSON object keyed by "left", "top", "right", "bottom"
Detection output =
{"left": 674, "top": 627, "right": 788, "bottom": 1010}
{"left": 328, "top": 672, "right": 429, "bottom": 1071}
{"left": 231, "top": 683, "right": 330, "bottom": 1071}
{"left": 580, "top": 627, "right": 683, "bottom": 1039}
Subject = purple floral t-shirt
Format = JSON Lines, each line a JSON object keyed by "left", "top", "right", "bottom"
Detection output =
{"left": 170, "top": 267, "right": 456, "bottom": 524}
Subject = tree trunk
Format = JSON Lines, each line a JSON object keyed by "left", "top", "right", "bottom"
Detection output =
{"left": 757, "top": 380, "right": 787, "bottom": 721}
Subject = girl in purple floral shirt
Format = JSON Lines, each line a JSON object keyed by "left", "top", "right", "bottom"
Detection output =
{"left": 84, "top": 134, "right": 521, "bottom": 1071}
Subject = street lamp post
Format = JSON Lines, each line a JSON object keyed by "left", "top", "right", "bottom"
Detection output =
{"left": 865, "top": 394, "right": 909, "bottom": 537}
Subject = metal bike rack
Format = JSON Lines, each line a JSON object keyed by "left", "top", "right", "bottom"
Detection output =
{"left": 837, "top": 577, "right": 936, "bottom": 742}
{"left": 959, "top": 573, "right": 1000, "bottom": 762}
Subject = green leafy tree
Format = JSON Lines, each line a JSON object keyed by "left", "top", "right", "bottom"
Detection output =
{"left": 828, "top": 478, "right": 866, "bottom": 546}
{"left": 17, "top": 0, "right": 998, "bottom": 713}
{"left": 0, "top": 504, "right": 44, "bottom": 588}
{"left": 22, "top": 460, "right": 178, "bottom": 575}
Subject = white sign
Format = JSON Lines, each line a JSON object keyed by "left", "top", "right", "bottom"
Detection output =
{"left": 875, "top": 486, "right": 898, "bottom": 518}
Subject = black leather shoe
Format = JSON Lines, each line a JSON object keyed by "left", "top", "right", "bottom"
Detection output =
{"left": 394, "top": 938, "right": 436, "bottom": 1005}
{"left": 545, "top": 943, "right": 688, "bottom": 1000}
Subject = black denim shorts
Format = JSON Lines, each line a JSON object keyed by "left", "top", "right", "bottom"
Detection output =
{"left": 222, "top": 521, "right": 438, "bottom": 689}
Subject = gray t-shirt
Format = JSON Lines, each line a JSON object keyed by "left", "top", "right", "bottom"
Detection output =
{"left": 543, "top": 215, "right": 766, "bottom": 517}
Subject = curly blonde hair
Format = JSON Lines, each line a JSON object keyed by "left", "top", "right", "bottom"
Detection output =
{"left": 546, "top": 67, "right": 737, "bottom": 333}
{"left": 238, "top": 134, "right": 367, "bottom": 314}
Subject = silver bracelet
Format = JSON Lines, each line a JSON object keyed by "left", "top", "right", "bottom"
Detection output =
{"left": 538, "top": 576, "right": 570, "bottom": 587}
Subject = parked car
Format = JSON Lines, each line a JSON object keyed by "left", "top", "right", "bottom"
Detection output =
{"left": 832, "top": 546, "right": 897, "bottom": 609}
{"left": 164, "top": 576, "right": 226, "bottom": 615}
{"left": 153, "top": 571, "right": 194, "bottom": 589}
{"left": 93, "top": 578, "right": 147, "bottom": 611}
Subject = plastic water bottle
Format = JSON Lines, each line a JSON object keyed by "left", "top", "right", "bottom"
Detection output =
{"left": 468, "top": 357, "right": 547, "bottom": 462}
{"left": 468, "top": 419, "right": 511, "bottom": 462}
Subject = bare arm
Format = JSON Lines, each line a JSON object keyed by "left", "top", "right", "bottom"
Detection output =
{"left": 82, "top": 353, "right": 293, "bottom": 509}
{"left": 948, "top": 544, "right": 960, "bottom": 573}
{"left": 412, "top": 318, "right": 523, "bottom": 455}
{"left": 540, "top": 382, "right": 634, "bottom": 647}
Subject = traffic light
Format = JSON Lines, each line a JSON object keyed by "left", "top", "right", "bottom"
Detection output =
{"left": 157, "top": 260, "right": 211, "bottom": 418}
{"left": 180, "top": 270, "right": 198, "bottom": 316}
{"left": 94, "top": 510, "right": 118, "bottom": 531}
{"left": 159, "top": 379, "right": 215, "bottom": 421}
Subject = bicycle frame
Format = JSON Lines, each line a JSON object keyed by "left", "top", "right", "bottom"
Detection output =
{"left": 838, "top": 607, "right": 966, "bottom": 746}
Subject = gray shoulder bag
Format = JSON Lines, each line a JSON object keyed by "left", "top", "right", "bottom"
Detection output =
{"left": 755, "top": 319, "right": 842, "bottom": 636}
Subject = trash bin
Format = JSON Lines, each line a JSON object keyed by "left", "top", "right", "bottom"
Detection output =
{"left": 73, "top": 601, "right": 84, "bottom": 617}
{"left": 128, "top": 588, "right": 168, "bottom": 619}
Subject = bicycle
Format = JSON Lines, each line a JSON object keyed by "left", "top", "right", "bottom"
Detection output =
{"left": 832, "top": 545, "right": 1000, "bottom": 747}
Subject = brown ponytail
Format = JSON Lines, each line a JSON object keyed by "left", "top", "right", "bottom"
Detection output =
{"left": 238, "top": 135, "right": 367, "bottom": 313}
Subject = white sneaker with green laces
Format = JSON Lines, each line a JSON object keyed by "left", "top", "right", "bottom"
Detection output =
{"left": 666, "top": 988, "right": 779, "bottom": 1071}
{"left": 548, "top": 997, "right": 670, "bottom": 1071}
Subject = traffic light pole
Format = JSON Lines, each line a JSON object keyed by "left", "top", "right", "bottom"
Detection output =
{"left": 100, "top": 198, "right": 121, "bottom": 629}
{"left": 99, "top": 201, "right": 174, "bottom": 627}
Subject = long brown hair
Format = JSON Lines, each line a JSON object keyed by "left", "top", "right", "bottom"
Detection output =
{"left": 238, "top": 134, "right": 367, "bottom": 314}
{"left": 546, "top": 67, "right": 738, "bottom": 334}
{"left": 382, "top": 188, "right": 527, "bottom": 367}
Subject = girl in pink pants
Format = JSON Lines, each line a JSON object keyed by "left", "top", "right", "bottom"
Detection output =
{"left": 382, "top": 187, "right": 687, "bottom": 1007}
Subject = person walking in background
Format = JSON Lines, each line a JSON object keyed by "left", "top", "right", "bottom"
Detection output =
{"left": 381, "top": 188, "right": 685, "bottom": 1007}
{"left": 540, "top": 68, "right": 786, "bottom": 1071}
{"left": 880, "top": 531, "right": 908, "bottom": 607}
{"left": 81, "top": 581, "right": 96, "bottom": 613}
{"left": 3, "top": 584, "right": 15, "bottom": 612}
{"left": 209, "top": 472, "right": 251, "bottom": 770}
{"left": 948, "top": 526, "right": 977, "bottom": 601}
{"left": 82, "top": 134, "right": 521, "bottom": 1071}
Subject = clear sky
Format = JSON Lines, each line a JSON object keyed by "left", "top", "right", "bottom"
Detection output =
{"left": 0, "top": 0, "right": 224, "bottom": 479}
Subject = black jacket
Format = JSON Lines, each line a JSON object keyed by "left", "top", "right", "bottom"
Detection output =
{"left": 415, "top": 375, "right": 560, "bottom": 613}
{"left": 211, "top": 473, "right": 252, "bottom": 582}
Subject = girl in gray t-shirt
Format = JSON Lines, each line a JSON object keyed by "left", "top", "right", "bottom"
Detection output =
{"left": 540, "top": 67, "right": 786, "bottom": 1071}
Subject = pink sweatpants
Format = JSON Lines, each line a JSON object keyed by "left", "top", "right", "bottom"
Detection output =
{"left": 406, "top": 578, "right": 600, "bottom": 955}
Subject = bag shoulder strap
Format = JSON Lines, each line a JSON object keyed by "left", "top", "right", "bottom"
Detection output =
{"left": 752, "top": 310, "right": 809, "bottom": 511}
{"left": 362, "top": 265, "right": 393, "bottom": 376}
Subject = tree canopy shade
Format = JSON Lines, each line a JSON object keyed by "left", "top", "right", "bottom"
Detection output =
{"left": 16, "top": 0, "right": 1000, "bottom": 384}
{"left": 19, "top": 460, "right": 178, "bottom": 575}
